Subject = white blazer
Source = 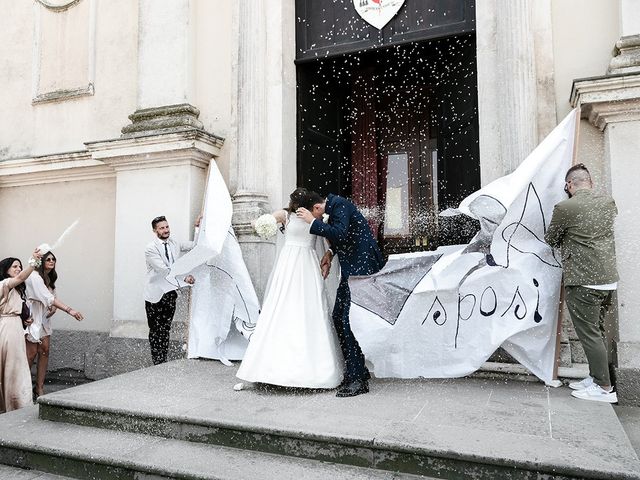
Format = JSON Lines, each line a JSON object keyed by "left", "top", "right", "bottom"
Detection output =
{"left": 144, "top": 237, "right": 195, "bottom": 303}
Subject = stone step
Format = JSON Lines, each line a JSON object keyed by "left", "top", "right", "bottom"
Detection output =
{"left": 0, "top": 407, "right": 435, "bottom": 480}
{"left": 0, "top": 464, "right": 75, "bottom": 480}
{"left": 32, "top": 360, "right": 640, "bottom": 480}
{"left": 475, "top": 361, "right": 590, "bottom": 383}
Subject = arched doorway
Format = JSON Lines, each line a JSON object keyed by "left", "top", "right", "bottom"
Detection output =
{"left": 296, "top": 0, "right": 480, "bottom": 256}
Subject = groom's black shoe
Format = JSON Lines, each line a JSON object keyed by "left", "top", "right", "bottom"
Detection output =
{"left": 336, "top": 379, "right": 369, "bottom": 397}
{"left": 338, "top": 369, "right": 371, "bottom": 389}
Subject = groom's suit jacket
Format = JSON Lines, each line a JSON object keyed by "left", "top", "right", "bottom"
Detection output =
{"left": 144, "top": 237, "right": 195, "bottom": 303}
{"left": 310, "top": 194, "right": 384, "bottom": 279}
{"left": 544, "top": 189, "right": 618, "bottom": 286}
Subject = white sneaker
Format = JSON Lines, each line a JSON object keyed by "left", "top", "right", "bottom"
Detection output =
{"left": 571, "top": 384, "right": 618, "bottom": 403}
{"left": 569, "top": 376, "right": 594, "bottom": 390}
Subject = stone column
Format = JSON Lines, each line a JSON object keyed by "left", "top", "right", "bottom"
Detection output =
{"left": 122, "top": 0, "right": 201, "bottom": 135}
{"left": 572, "top": 73, "right": 640, "bottom": 405}
{"left": 476, "top": 0, "right": 556, "bottom": 184}
{"left": 231, "top": 0, "right": 276, "bottom": 300}
{"left": 609, "top": 0, "right": 640, "bottom": 74}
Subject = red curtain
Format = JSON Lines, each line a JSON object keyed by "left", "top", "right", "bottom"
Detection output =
{"left": 351, "top": 68, "right": 381, "bottom": 237}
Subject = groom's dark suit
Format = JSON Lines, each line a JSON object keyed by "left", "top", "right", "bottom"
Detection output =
{"left": 310, "top": 194, "right": 385, "bottom": 384}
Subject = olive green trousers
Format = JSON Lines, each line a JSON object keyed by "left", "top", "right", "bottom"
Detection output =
{"left": 565, "top": 286, "right": 614, "bottom": 387}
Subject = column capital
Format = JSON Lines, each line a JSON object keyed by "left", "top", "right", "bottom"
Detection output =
{"left": 571, "top": 73, "right": 640, "bottom": 130}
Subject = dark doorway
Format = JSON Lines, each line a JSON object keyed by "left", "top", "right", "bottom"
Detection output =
{"left": 297, "top": 34, "right": 480, "bottom": 256}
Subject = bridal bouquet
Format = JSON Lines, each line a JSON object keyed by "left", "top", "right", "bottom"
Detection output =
{"left": 254, "top": 213, "right": 278, "bottom": 239}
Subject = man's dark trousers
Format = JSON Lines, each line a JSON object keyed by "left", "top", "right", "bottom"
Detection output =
{"left": 145, "top": 290, "right": 178, "bottom": 365}
{"left": 333, "top": 277, "right": 368, "bottom": 382}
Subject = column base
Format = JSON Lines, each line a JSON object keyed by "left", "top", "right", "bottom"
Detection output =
{"left": 121, "top": 103, "right": 204, "bottom": 137}
{"left": 231, "top": 191, "right": 271, "bottom": 234}
{"left": 232, "top": 191, "right": 275, "bottom": 301}
{"left": 609, "top": 35, "right": 640, "bottom": 75}
{"left": 616, "top": 367, "right": 640, "bottom": 406}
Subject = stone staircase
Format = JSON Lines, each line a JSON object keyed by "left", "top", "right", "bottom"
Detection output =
{"left": 0, "top": 406, "right": 432, "bottom": 479}
{"left": 0, "top": 360, "right": 638, "bottom": 480}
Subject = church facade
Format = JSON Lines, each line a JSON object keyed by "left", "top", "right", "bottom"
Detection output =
{"left": 1, "top": 0, "right": 639, "bottom": 404}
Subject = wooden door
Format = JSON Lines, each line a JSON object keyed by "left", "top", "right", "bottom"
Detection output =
{"left": 377, "top": 84, "right": 437, "bottom": 255}
{"left": 297, "top": 68, "right": 351, "bottom": 197}
{"left": 436, "top": 34, "right": 480, "bottom": 245}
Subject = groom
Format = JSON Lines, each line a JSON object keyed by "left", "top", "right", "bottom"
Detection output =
{"left": 297, "top": 191, "right": 385, "bottom": 397}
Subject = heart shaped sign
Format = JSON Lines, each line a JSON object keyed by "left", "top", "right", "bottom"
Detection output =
{"left": 353, "top": 0, "right": 405, "bottom": 30}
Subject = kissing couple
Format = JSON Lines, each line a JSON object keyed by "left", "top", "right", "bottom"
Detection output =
{"left": 236, "top": 188, "right": 385, "bottom": 397}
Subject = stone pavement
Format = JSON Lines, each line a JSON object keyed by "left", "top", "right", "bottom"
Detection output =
{"left": 0, "top": 359, "right": 639, "bottom": 479}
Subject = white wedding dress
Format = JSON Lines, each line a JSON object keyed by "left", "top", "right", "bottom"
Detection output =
{"left": 236, "top": 215, "right": 343, "bottom": 388}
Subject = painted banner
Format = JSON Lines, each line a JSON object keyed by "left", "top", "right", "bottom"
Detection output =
{"left": 169, "top": 162, "right": 259, "bottom": 362}
{"left": 349, "top": 109, "right": 577, "bottom": 384}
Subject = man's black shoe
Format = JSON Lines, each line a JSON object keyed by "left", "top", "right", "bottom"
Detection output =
{"left": 336, "top": 379, "right": 369, "bottom": 397}
{"left": 338, "top": 369, "right": 371, "bottom": 389}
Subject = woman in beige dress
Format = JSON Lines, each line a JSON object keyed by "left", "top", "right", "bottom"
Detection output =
{"left": 0, "top": 249, "right": 41, "bottom": 413}
{"left": 25, "top": 251, "right": 83, "bottom": 398}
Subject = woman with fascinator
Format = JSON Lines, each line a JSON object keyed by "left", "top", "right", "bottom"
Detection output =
{"left": 0, "top": 248, "right": 41, "bottom": 413}
{"left": 25, "top": 250, "right": 83, "bottom": 398}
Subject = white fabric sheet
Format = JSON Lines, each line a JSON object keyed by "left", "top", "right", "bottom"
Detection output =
{"left": 349, "top": 109, "right": 578, "bottom": 384}
{"left": 169, "top": 162, "right": 260, "bottom": 361}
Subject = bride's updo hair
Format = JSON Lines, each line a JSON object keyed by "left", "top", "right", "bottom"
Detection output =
{"left": 288, "top": 188, "right": 324, "bottom": 212}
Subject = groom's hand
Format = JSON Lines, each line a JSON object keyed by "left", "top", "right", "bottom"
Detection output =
{"left": 320, "top": 251, "right": 332, "bottom": 279}
{"left": 296, "top": 207, "right": 314, "bottom": 224}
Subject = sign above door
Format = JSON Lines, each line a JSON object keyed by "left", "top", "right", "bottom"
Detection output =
{"left": 353, "top": 0, "right": 405, "bottom": 30}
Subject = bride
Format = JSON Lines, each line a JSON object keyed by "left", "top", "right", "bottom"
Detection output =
{"left": 236, "top": 188, "right": 343, "bottom": 389}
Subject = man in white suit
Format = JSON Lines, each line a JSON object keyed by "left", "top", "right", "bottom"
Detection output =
{"left": 144, "top": 215, "right": 196, "bottom": 365}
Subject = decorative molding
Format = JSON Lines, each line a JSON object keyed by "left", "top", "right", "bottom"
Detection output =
{"left": 0, "top": 151, "right": 112, "bottom": 188}
{"left": 35, "top": 0, "right": 83, "bottom": 12}
{"left": 88, "top": 128, "right": 223, "bottom": 171}
{"left": 583, "top": 99, "right": 640, "bottom": 131}
{"left": 0, "top": 128, "right": 224, "bottom": 188}
{"left": 571, "top": 73, "right": 640, "bottom": 130}
{"left": 32, "top": 84, "right": 95, "bottom": 105}
{"left": 32, "top": 0, "right": 96, "bottom": 104}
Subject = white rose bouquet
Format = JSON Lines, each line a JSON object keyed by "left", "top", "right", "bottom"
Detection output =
{"left": 254, "top": 213, "right": 278, "bottom": 239}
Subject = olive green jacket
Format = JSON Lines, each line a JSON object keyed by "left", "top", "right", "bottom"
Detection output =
{"left": 545, "top": 189, "right": 619, "bottom": 286}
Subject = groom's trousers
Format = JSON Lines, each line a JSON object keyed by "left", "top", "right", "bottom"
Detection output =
{"left": 333, "top": 277, "right": 368, "bottom": 382}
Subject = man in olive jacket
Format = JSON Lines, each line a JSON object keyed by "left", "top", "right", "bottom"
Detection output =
{"left": 545, "top": 164, "right": 618, "bottom": 403}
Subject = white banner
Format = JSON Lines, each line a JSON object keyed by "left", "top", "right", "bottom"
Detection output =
{"left": 188, "top": 229, "right": 260, "bottom": 361}
{"left": 169, "top": 162, "right": 259, "bottom": 362}
{"left": 349, "top": 109, "right": 578, "bottom": 384}
{"left": 169, "top": 163, "right": 232, "bottom": 279}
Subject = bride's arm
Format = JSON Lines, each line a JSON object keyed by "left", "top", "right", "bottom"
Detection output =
{"left": 312, "top": 236, "right": 334, "bottom": 279}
